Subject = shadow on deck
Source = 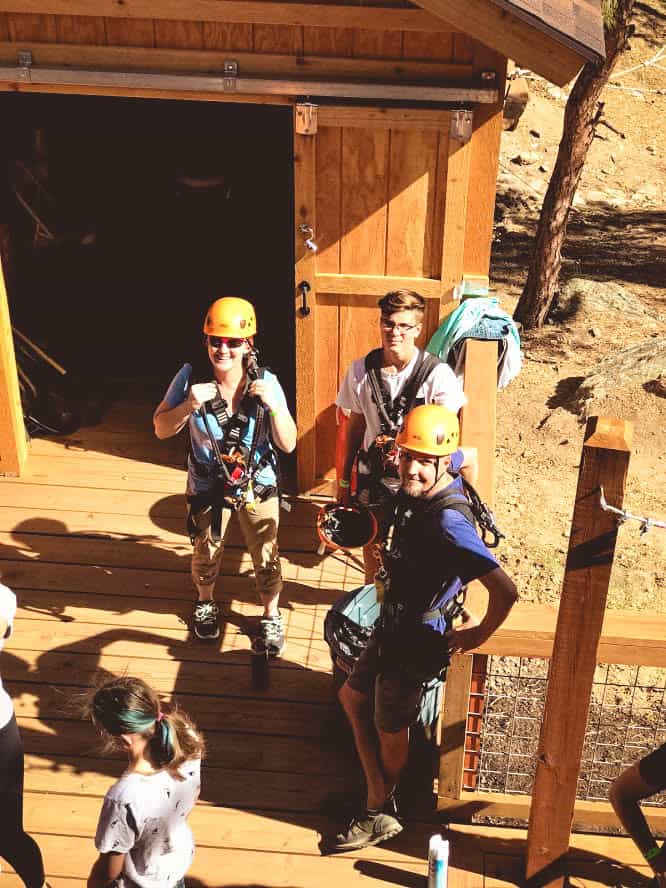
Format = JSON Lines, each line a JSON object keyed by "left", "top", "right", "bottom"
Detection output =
{"left": 0, "top": 402, "right": 652, "bottom": 886}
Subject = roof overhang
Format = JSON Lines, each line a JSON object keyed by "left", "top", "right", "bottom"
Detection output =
{"left": 411, "top": 0, "right": 605, "bottom": 86}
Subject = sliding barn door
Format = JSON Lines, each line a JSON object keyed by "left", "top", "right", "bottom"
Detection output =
{"left": 294, "top": 105, "right": 472, "bottom": 493}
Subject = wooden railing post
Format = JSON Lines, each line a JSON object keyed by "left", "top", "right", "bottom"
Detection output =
{"left": 525, "top": 416, "right": 632, "bottom": 887}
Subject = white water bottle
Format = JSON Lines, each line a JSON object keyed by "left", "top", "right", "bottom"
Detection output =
{"left": 427, "top": 834, "right": 449, "bottom": 888}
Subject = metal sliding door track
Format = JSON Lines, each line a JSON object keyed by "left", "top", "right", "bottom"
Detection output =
{"left": 0, "top": 53, "right": 499, "bottom": 104}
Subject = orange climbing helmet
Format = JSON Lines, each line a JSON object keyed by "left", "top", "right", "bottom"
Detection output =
{"left": 203, "top": 297, "right": 257, "bottom": 338}
{"left": 396, "top": 404, "right": 459, "bottom": 457}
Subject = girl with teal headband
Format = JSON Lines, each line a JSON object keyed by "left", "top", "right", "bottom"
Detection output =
{"left": 86, "top": 676, "right": 205, "bottom": 888}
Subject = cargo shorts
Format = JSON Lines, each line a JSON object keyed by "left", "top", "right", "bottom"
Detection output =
{"left": 347, "top": 633, "right": 428, "bottom": 734}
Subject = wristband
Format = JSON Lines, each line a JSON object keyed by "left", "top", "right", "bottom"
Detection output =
{"left": 269, "top": 408, "right": 281, "bottom": 418}
{"left": 338, "top": 479, "right": 351, "bottom": 488}
{"left": 645, "top": 846, "right": 661, "bottom": 862}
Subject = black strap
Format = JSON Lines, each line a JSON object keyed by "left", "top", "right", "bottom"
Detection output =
{"left": 424, "top": 486, "right": 476, "bottom": 526}
{"left": 364, "top": 348, "right": 442, "bottom": 436}
{"left": 364, "top": 348, "right": 396, "bottom": 435}
{"left": 398, "top": 351, "right": 442, "bottom": 416}
{"left": 422, "top": 589, "right": 466, "bottom": 624}
{"left": 426, "top": 478, "right": 505, "bottom": 548}
{"left": 195, "top": 363, "right": 269, "bottom": 476}
{"left": 245, "top": 359, "right": 266, "bottom": 484}
{"left": 188, "top": 360, "right": 279, "bottom": 537}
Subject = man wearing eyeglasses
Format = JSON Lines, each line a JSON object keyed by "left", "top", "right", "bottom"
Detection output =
{"left": 335, "top": 290, "right": 467, "bottom": 583}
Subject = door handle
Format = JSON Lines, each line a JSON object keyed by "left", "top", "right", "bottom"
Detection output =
{"left": 298, "top": 280, "right": 311, "bottom": 317}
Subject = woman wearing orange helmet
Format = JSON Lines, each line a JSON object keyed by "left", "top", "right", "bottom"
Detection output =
{"left": 153, "top": 297, "right": 296, "bottom": 650}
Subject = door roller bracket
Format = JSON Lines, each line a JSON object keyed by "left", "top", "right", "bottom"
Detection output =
{"left": 17, "top": 51, "right": 33, "bottom": 81}
{"left": 450, "top": 109, "right": 474, "bottom": 145}
{"left": 296, "top": 103, "right": 318, "bottom": 136}
{"left": 223, "top": 59, "right": 238, "bottom": 91}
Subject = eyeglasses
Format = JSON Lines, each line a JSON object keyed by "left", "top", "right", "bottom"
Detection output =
{"left": 208, "top": 335, "right": 245, "bottom": 350}
{"left": 380, "top": 319, "right": 419, "bottom": 334}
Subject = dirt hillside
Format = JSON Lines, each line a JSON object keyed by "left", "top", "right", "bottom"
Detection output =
{"left": 490, "top": 2, "right": 666, "bottom": 612}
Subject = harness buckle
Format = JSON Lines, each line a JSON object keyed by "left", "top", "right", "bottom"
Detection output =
{"left": 477, "top": 503, "right": 505, "bottom": 548}
{"left": 372, "top": 434, "right": 399, "bottom": 476}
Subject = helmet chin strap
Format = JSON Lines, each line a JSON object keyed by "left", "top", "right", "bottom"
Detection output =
{"left": 423, "top": 456, "right": 444, "bottom": 498}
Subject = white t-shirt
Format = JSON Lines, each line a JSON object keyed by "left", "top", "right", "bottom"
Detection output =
{"left": 95, "top": 758, "right": 201, "bottom": 888}
{"left": 336, "top": 348, "right": 467, "bottom": 452}
{"left": 0, "top": 583, "right": 17, "bottom": 730}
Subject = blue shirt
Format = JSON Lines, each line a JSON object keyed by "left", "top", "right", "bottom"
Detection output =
{"left": 163, "top": 363, "right": 288, "bottom": 496}
{"left": 385, "top": 475, "right": 499, "bottom": 627}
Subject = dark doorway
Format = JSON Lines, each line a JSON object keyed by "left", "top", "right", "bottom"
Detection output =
{"left": 0, "top": 93, "right": 295, "bottom": 405}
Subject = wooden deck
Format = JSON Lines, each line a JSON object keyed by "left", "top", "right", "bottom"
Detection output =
{"left": 0, "top": 400, "right": 655, "bottom": 887}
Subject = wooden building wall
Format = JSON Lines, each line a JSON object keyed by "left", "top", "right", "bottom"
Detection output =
{"left": 0, "top": 6, "right": 473, "bottom": 65}
{"left": 0, "top": 7, "right": 505, "bottom": 487}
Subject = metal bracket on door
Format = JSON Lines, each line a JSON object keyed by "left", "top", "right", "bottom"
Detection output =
{"left": 450, "top": 109, "right": 474, "bottom": 145}
{"left": 17, "top": 51, "right": 33, "bottom": 82}
{"left": 223, "top": 59, "right": 238, "bottom": 91}
{"left": 299, "top": 224, "right": 318, "bottom": 253}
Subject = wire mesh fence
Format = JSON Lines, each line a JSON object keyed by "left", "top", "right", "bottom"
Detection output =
{"left": 469, "top": 656, "right": 666, "bottom": 808}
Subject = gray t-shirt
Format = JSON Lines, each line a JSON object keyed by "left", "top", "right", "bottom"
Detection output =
{"left": 95, "top": 758, "right": 201, "bottom": 888}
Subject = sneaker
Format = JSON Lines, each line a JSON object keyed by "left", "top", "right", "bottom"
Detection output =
{"left": 259, "top": 613, "right": 285, "bottom": 657}
{"left": 192, "top": 600, "right": 220, "bottom": 640}
{"left": 331, "top": 810, "right": 403, "bottom": 853}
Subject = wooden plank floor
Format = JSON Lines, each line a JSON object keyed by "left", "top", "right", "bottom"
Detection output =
{"left": 0, "top": 400, "right": 652, "bottom": 886}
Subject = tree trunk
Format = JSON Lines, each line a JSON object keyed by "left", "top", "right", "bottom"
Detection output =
{"left": 513, "top": 0, "right": 636, "bottom": 329}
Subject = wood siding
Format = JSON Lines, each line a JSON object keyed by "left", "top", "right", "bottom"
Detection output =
{"left": 0, "top": 10, "right": 468, "bottom": 64}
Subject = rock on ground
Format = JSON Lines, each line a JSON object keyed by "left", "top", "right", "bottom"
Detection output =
{"left": 554, "top": 278, "right": 660, "bottom": 323}
{"left": 572, "top": 337, "right": 666, "bottom": 416}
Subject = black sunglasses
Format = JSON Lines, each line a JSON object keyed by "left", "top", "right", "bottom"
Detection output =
{"left": 207, "top": 335, "right": 245, "bottom": 350}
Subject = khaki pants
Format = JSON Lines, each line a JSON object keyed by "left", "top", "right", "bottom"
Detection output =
{"left": 190, "top": 495, "right": 283, "bottom": 602}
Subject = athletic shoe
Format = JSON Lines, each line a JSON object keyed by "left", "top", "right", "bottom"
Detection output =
{"left": 259, "top": 613, "right": 285, "bottom": 657}
{"left": 192, "top": 600, "right": 220, "bottom": 640}
{"left": 330, "top": 810, "right": 403, "bottom": 852}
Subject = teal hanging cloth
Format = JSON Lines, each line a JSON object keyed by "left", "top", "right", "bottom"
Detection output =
{"left": 426, "top": 297, "right": 522, "bottom": 390}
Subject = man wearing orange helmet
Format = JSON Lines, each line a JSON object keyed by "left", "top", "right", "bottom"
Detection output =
{"left": 332, "top": 404, "right": 518, "bottom": 852}
{"left": 153, "top": 297, "right": 296, "bottom": 649}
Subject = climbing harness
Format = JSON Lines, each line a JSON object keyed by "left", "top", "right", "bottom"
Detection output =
{"left": 374, "top": 475, "right": 503, "bottom": 675}
{"left": 357, "top": 348, "right": 443, "bottom": 505}
{"left": 598, "top": 487, "right": 666, "bottom": 535}
{"left": 187, "top": 350, "right": 279, "bottom": 541}
{"left": 323, "top": 584, "right": 444, "bottom": 732}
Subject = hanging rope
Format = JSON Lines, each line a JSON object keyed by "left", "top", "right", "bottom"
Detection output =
{"left": 609, "top": 45, "right": 666, "bottom": 80}
{"left": 598, "top": 487, "right": 666, "bottom": 535}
